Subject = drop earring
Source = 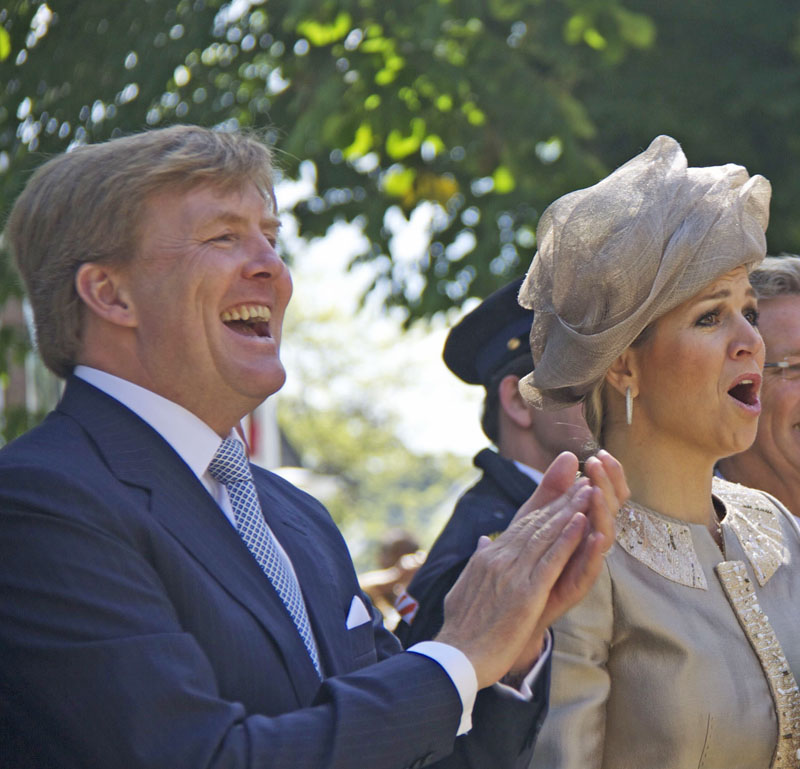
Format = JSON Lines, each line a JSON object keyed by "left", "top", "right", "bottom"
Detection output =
{"left": 625, "top": 386, "right": 633, "bottom": 426}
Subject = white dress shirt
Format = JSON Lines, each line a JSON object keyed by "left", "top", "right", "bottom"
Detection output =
{"left": 73, "top": 366, "right": 549, "bottom": 734}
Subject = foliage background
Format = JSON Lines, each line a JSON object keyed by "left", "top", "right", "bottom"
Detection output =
{"left": 275, "top": 276, "right": 473, "bottom": 569}
{"left": 2, "top": 0, "right": 799, "bottom": 563}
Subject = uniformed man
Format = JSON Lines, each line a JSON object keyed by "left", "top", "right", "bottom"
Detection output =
{"left": 396, "top": 278, "right": 592, "bottom": 645}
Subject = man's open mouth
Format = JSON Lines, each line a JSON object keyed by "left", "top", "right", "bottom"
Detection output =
{"left": 220, "top": 304, "right": 272, "bottom": 338}
{"left": 727, "top": 377, "right": 759, "bottom": 406}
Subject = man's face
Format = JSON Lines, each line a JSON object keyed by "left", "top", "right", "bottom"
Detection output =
{"left": 119, "top": 182, "right": 292, "bottom": 435}
{"left": 748, "top": 294, "right": 800, "bottom": 479}
{"left": 531, "top": 402, "right": 593, "bottom": 461}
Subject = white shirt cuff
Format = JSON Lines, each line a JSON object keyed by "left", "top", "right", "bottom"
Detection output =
{"left": 407, "top": 641, "right": 477, "bottom": 735}
{"left": 406, "top": 632, "right": 552, "bottom": 736}
{"left": 496, "top": 630, "right": 552, "bottom": 700}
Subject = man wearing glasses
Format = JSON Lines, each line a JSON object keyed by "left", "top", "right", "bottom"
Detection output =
{"left": 718, "top": 255, "right": 800, "bottom": 516}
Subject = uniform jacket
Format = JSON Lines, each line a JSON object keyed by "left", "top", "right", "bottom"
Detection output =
{"left": 530, "top": 478, "right": 800, "bottom": 769}
{"left": 0, "top": 378, "right": 547, "bottom": 769}
{"left": 397, "top": 449, "right": 537, "bottom": 646}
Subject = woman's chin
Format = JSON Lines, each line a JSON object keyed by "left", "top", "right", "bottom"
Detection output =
{"left": 718, "top": 429, "right": 759, "bottom": 462}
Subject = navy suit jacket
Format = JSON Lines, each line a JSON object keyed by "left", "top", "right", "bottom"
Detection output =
{"left": 0, "top": 378, "right": 548, "bottom": 769}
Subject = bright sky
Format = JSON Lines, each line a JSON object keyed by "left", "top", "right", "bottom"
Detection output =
{"left": 275, "top": 193, "right": 487, "bottom": 459}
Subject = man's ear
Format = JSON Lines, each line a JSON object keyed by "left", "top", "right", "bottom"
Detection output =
{"left": 75, "top": 262, "right": 137, "bottom": 328}
{"left": 498, "top": 374, "right": 533, "bottom": 429}
{"left": 605, "top": 349, "right": 639, "bottom": 398}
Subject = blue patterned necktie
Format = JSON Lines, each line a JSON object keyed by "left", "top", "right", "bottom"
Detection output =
{"left": 208, "top": 438, "right": 322, "bottom": 678}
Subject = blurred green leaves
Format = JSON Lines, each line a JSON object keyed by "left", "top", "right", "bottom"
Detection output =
{"left": 0, "top": 0, "right": 659, "bottom": 328}
{"left": 0, "top": 26, "right": 11, "bottom": 60}
{"left": 278, "top": 397, "right": 469, "bottom": 569}
{"left": 4, "top": 0, "right": 800, "bottom": 443}
{"left": 386, "top": 118, "right": 426, "bottom": 159}
{"left": 297, "top": 12, "right": 352, "bottom": 47}
{"left": 564, "top": 5, "right": 654, "bottom": 61}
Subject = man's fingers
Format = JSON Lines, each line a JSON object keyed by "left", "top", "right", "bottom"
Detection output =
{"left": 528, "top": 510, "right": 588, "bottom": 591}
{"left": 584, "top": 456, "right": 617, "bottom": 508}
{"left": 540, "top": 529, "right": 607, "bottom": 629}
{"left": 505, "top": 479, "right": 591, "bottom": 554}
{"left": 475, "top": 479, "right": 592, "bottom": 588}
{"left": 539, "top": 451, "right": 581, "bottom": 495}
{"left": 438, "top": 477, "right": 603, "bottom": 689}
{"left": 583, "top": 450, "right": 629, "bottom": 551}
{"left": 564, "top": 529, "right": 607, "bottom": 594}
{"left": 587, "top": 487, "right": 615, "bottom": 550}
{"left": 582, "top": 459, "right": 617, "bottom": 548}
{"left": 513, "top": 451, "right": 580, "bottom": 523}
{"left": 533, "top": 451, "right": 578, "bottom": 500}
{"left": 596, "top": 449, "right": 629, "bottom": 503}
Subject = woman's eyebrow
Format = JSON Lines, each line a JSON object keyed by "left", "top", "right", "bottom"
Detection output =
{"left": 694, "top": 286, "right": 756, "bottom": 302}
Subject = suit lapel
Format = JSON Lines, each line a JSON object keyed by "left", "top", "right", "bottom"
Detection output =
{"left": 145, "top": 471, "right": 324, "bottom": 697}
{"left": 58, "top": 378, "right": 323, "bottom": 702}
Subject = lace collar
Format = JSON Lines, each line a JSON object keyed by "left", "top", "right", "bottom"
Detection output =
{"left": 615, "top": 477, "right": 788, "bottom": 589}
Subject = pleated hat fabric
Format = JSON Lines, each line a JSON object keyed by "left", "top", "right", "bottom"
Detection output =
{"left": 518, "top": 135, "right": 771, "bottom": 409}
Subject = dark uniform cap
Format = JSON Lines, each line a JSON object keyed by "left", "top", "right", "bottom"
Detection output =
{"left": 443, "top": 277, "right": 533, "bottom": 387}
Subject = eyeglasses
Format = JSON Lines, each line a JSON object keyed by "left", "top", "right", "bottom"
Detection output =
{"left": 764, "top": 355, "right": 800, "bottom": 380}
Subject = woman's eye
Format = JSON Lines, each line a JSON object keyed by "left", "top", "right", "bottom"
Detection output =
{"left": 744, "top": 308, "right": 759, "bottom": 326}
{"left": 696, "top": 310, "right": 719, "bottom": 326}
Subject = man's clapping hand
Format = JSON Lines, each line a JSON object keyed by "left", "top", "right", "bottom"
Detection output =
{"left": 436, "top": 450, "right": 628, "bottom": 689}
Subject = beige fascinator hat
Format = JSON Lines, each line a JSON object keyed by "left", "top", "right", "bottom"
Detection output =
{"left": 518, "top": 135, "right": 771, "bottom": 410}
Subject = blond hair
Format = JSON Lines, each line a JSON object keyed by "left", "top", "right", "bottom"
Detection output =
{"left": 5, "top": 125, "right": 276, "bottom": 378}
{"left": 582, "top": 380, "right": 606, "bottom": 445}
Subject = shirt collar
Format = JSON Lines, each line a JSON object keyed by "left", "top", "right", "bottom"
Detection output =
{"left": 74, "top": 366, "right": 230, "bottom": 481}
{"left": 512, "top": 460, "right": 544, "bottom": 486}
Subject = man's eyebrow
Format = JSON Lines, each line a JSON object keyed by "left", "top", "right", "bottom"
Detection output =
{"left": 200, "top": 210, "right": 281, "bottom": 230}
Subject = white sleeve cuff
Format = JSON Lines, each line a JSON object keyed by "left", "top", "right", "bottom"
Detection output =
{"left": 406, "top": 641, "right": 478, "bottom": 735}
{"left": 406, "top": 632, "right": 552, "bottom": 734}
{"left": 496, "top": 630, "right": 553, "bottom": 700}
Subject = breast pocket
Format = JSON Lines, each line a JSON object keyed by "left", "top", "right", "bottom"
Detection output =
{"left": 347, "top": 619, "right": 378, "bottom": 666}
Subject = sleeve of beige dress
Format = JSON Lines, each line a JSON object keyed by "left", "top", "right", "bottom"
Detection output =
{"left": 528, "top": 559, "right": 614, "bottom": 769}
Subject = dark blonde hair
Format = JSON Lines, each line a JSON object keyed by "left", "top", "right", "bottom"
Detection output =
{"left": 582, "top": 380, "right": 607, "bottom": 445}
{"left": 5, "top": 125, "right": 276, "bottom": 378}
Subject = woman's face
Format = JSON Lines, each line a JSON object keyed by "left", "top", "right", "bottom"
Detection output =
{"left": 629, "top": 265, "right": 765, "bottom": 462}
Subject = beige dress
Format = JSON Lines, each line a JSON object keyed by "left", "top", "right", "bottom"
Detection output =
{"left": 530, "top": 478, "right": 800, "bottom": 769}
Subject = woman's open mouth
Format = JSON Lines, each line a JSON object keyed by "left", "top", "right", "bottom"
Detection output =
{"left": 727, "top": 374, "right": 761, "bottom": 413}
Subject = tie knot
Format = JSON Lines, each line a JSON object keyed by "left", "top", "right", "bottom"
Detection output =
{"left": 208, "top": 438, "right": 252, "bottom": 487}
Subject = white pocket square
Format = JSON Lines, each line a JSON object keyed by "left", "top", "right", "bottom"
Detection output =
{"left": 346, "top": 595, "right": 371, "bottom": 629}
